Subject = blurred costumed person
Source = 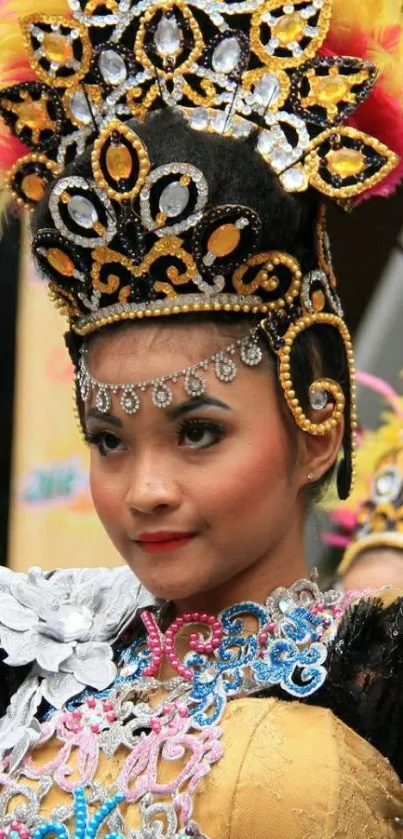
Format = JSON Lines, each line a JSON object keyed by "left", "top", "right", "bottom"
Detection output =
{"left": 1, "top": 0, "right": 403, "bottom": 835}
{"left": 324, "top": 373, "right": 403, "bottom": 592}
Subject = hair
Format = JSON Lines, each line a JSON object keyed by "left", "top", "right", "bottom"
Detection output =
{"left": 32, "top": 109, "right": 351, "bottom": 503}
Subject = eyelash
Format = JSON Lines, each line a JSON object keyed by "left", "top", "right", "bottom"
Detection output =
{"left": 85, "top": 418, "right": 225, "bottom": 456}
{"left": 84, "top": 430, "right": 124, "bottom": 457}
{"left": 176, "top": 418, "right": 225, "bottom": 449}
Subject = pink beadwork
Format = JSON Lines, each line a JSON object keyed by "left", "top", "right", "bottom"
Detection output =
{"left": 141, "top": 610, "right": 224, "bottom": 680}
{"left": 0, "top": 821, "right": 31, "bottom": 839}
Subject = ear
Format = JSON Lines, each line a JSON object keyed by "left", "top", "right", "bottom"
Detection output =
{"left": 295, "top": 403, "right": 345, "bottom": 489}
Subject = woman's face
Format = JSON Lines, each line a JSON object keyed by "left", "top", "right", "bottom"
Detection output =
{"left": 85, "top": 320, "right": 308, "bottom": 607}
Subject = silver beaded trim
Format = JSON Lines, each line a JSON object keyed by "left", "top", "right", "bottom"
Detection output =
{"left": 49, "top": 176, "right": 117, "bottom": 249}
{"left": 77, "top": 327, "right": 264, "bottom": 414}
{"left": 139, "top": 163, "right": 209, "bottom": 237}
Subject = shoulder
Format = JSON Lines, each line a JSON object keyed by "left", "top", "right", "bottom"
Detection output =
{"left": 223, "top": 698, "right": 403, "bottom": 839}
{"left": 0, "top": 564, "right": 155, "bottom": 764}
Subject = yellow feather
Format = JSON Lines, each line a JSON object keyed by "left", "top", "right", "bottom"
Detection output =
{"left": 0, "top": 0, "right": 70, "bottom": 81}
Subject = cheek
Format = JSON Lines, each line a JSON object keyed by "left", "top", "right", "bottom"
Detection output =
{"left": 203, "top": 416, "right": 294, "bottom": 524}
{"left": 90, "top": 456, "right": 123, "bottom": 528}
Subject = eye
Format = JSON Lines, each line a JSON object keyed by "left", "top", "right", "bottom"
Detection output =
{"left": 177, "top": 419, "right": 225, "bottom": 449}
{"left": 85, "top": 430, "right": 125, "bottom": 457}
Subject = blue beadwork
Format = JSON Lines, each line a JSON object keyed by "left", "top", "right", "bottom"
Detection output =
{"left": 32, "top": 789, "right": 125, "bottom": 839}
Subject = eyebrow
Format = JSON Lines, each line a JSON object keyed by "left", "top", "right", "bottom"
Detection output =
{"left": 86, "top": 409, "right": 123, "bottom": 428}
{"left": 166, "top": 395, "right": 232, "bottom": 420}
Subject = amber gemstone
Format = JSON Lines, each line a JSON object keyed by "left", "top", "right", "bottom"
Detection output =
{"left": 18, "top": 101, "right": 49, "bottom": 130}
{"left": 312, "top": 289, "right": 325, "bottom": 312}
{"left": 22, "top": 173, "right": 45, "bottom": 201}
{"left": 46, "top": 247, "right": 75, "bottom": 276}
{"left": 316, "top": 75, "right": 349, "bottom": 106}
{"left": 272, "top": 13, "right": 305, "bottom": 46}
{"left": 42, "top": 33, "right": 74, "bottom": 63}
{"left": 105, "top": 143, "right": 133, "bottom": 180}
{"left": 326, "top": 147, "right": 365, "bottom": 178}
{"left": 207, "top": 224, "right": 240, "bottom": 257}
{"left": 370, "top": 512, "right": 387, "bottom": 532}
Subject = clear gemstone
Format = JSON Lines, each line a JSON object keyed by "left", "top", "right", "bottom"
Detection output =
{"left": 309, "top": 388, "right": 328, "bottom": 410}
{"left": 212, "top": 37, "right": 241, "bottom": 74}
{"left": 70, "top": 90, "right": 92, "bottom": 124}
{"left": 152, "top": 382, "right": 173, "bottom": 408}
{"left": 375, "top": 472, "right": 394, "bottom": 496}
{"left": 271, "top": 150, "right": 292, "bottom": 171}
{"left": 95, "top": 388, "right": 111, "bottom": 413}
{"left": 190, "top": 107, "right": 209, "bottom": 130}
{"left": 253, "top": 73, "right": 281, "bottom": 107}
{"left": 99, "top": 49, "right": 127, "bottom": 85}
{"left": 68, "top": 195, "right": 98, "bottom": 228}
{"left": 38, "top": 604, "right": 94, "bottom": 643}
{"left": 280, "top": 166, "right": 307, "bottom": 191}
{"left": 159, "top": 182, "right": 190, "bottom": 217}
{"left": 232, "top": 120, "right": 252, "bottom": 138}
{"left": 154, "top": 17, "right": 181, "bottom": 56}
{"left": 279, "top": 598, "right": 292, "bottom": 614}
{"left": 257, "top": 130, "right": 276, "bottom": 155}
{"left": 215, "top": 356, "right": 237, "bottom": 382}
{"left": 120, "top": 389, "right": 140, "bottom": 414}
{"left": 213, "top": 111, "right": 227, "bottom": 133}
{"left": 184, "top": 372, "right": 206, "bottom": 398}
{"left": 240, "top": 340, "right": 263, "bottom": 367}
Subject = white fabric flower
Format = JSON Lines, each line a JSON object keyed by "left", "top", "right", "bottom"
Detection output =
{"left": 0, "top": 564, "right": 156, "bottom": 769}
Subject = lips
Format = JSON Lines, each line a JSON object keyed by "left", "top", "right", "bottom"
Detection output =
{"left": 136, "top": 531, "right": 196, "bottom": 553}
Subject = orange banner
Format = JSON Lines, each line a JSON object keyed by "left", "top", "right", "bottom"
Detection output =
{"left": 8, "top": 228, "right": 119, "bottom": 572}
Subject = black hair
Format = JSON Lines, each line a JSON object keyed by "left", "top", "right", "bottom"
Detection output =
{"left": 33, "top": 109, "right": 351, "bottom": 502}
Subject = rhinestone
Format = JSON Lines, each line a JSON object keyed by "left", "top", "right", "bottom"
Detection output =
{"left": 80, "top": 376, "right": 91, "bottom": 401}
{"left": 309, "top": 388, "right": 328, "bottom": 411}
{"left": 212, "top": 111, "right": 227, "bottom": 133}
{"left": 43, "top": 32, "right": 73, "bottom": 63}
{"left": 46, "top": 247, "right": 75, "bottom": 276}
{"left": 208, "top": 224, "right": 240, "bottom": 257}
{"left": 190, "top": 108, "right": 209, "bottom": 130}
{"left": 375, "top": 472, "right": 394, "bottom": 496}
{"left": 22, "top": 173, "right": 45, "bottom": 201}
{"left": 154, "top": 17, "right": 181, "bottom": 57}
{"left": 159, "top": 182, "right": 190, "bottom": 217}
{"left": 280, "top": 166, "right": 308, "bottom": 191}
{"left": 67, "top": 195, "right": 99, "bottom": 228}
{"left": 326, "top": 148, "right": 366, "bottom": 178}
{"left": 184, "top": 372, "right": 206, "bottom": 398}
{"left": 95, "top": 388, "right": 112, "bottom": 413}
{"left": 257, "top": 130, "right": 276, "bottom": 155}
{"left": 212, "top": 37, "right": 241, "bottom": 74}
{"left": 272, "top": 12, "right": 305, "bottom": 46}
{"left": 240, "top": 340, "right": 263, "bottom": 367}
{"left": 215, "top": 356, "right": 237, "bottom": 382}
{"left": 232, "top": 120, "right": 252, "bottom": 138}
{"left": 152, "top": 382, "right": 173, "bottom": 408}
{"left": 279, "top": 598, "right": 292, "bottom": 614}
{"left": 120, "top": 389, "right": 140, "bottom": 414}
{"left": 99, "top": 49, "right": 128, "bottom": 85}
{"left": 316, "top": 75, "right": 349, "bottom": 105}
{"left": 106, "top": 144, "right": 133, "bottom": 180}
{"left": 70, "top": 90, "right": 92, "bottom": 124}
{"left": 253, "top": 73, "right": 281, "bottom": 106}
{"left": 312, "top": 289, "right": 325, "bottom": 311}
{"left": 271, "top": 150, "right": 292, "bottom": 172}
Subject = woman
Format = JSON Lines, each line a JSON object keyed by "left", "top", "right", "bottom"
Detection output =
{"left": 1, "top": 0, "right": 403, "bottom": 835}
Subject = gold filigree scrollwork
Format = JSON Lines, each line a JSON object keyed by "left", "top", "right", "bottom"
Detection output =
{"left": 261, "top": 312, "right": 356, "bottom": 446}
{"left": 182, "top": 78, "right": 217, "bottom": 107}
{"left": 232, "top": 251, "right": 301, "bottom": 309}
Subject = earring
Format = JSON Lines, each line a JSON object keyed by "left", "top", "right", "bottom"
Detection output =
{"left": 307, "top": 472, "right": 315, "bottom": 481}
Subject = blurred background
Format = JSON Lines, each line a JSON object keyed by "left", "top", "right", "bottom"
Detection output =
{"left": 1, "top": 187, "right": 403, "bottom": 573}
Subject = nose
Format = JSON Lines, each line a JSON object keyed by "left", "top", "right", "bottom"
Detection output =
{"left": 124, "top": 450, "right": 182, "bottom": 516}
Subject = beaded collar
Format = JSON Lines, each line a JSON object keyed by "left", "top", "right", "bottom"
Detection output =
{"left": 0, "top": 577, "right": 344, "bottom": 839}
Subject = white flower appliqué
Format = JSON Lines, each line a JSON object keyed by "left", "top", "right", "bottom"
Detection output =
{"left": 0, "top": 565, "right": 155, "bottom": 769}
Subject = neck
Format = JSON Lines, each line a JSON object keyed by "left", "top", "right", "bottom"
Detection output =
{"left": 173, "top": 519, "right": 308, "bottom": 617}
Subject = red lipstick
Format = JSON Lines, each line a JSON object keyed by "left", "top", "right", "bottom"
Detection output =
{"left": 136, "top": 531, "right": 195, "bottom": 553}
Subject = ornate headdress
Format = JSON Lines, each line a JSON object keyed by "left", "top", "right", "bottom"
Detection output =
{"left": 1, "top": 0, "right": 402, "bottom": 499}
{"left": 325, "top": 374, "right": 403, "bottom": 572}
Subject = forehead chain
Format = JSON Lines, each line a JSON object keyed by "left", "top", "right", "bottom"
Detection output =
{"left": 77, "top": 327, "right": 265, "bottom": 416}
